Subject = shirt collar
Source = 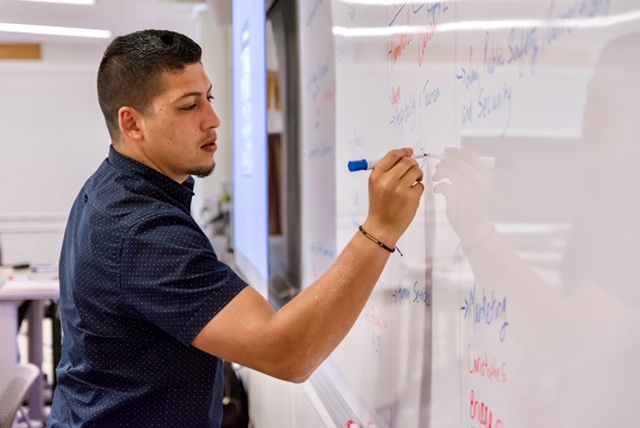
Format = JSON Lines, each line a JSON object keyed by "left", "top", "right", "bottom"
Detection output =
{"left": 108, "top": 145, "right": 195, "bottom": 209}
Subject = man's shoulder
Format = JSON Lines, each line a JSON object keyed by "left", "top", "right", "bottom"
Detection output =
{"left": 66, "top": 171, "right": 176, "bottom": 253}
{"left": 88, "top": 162, "right": 180, "bottom": 217}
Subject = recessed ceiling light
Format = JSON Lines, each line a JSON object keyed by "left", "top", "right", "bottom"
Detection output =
{"left": 0, "top": 22, "right": 111, "bottom": 38}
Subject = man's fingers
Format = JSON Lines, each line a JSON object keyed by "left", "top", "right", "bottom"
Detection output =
{"left": 399, "top": 161, "right": 424, "bottom": 187}
{"left": 371, "top": 149, "right": 423, "bottom": 189}
{"left": 373, "top": 147, "right": 414, "bottom": 173}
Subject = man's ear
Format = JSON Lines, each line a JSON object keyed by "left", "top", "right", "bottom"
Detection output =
{"left": 118, "top": 106, "right": 145, "bottom": 141}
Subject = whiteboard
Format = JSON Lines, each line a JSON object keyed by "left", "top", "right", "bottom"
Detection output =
{"left": 297, "top": 1, "right": 640, "bottom": 427}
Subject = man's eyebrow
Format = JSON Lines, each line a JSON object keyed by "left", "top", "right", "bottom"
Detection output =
{"left": 174, "top": 84, "right": 213, "bottom": 103}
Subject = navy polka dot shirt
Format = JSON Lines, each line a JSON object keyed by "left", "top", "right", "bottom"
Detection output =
{"left": 49, "top": 146, "right": 248, "bottom": 427}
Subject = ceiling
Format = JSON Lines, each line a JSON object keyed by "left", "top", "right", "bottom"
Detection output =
{"left": 0, "top": 0, "right": 233, "bottom": 45}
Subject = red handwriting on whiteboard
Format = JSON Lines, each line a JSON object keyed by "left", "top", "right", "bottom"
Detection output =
{"left": 368, "top": 304, "right": 389, "bottom": 329}
{"left": 467, "top": 344, "right": 507, "bottom": 384}
{"left": 388, "top": 5, "right": 413, "bottom": 64}
{"left": 388, "top": 33, "right": 413, "bottom": 64}
{"left": 470, "top": 389, "right": 504, "bottom": 428}
{"left": 323, "top": 86, "right": 335, "bottom": 101}
{"left": 387, "top": 3, "right": 449, "bottom": 65}
{"left": 390, "top": 85, "right": 401, "bottom": 107}
{"left": 417, "top": 22, "right": 436, "bottom": 66}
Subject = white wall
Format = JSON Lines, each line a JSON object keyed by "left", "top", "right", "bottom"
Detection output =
{"left": 191, "top": 9, "right": 234, "bottom": 231}
{"left": 0, "top": 42, "right": 108, "bottom": 265}
{"left": 0, "top": 11, "right": 236, "bottom": 266}
{"left": 241, "top": 368, "right": 333, "bottom": 428}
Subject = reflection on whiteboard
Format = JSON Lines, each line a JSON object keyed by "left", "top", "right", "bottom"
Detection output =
{"left": 232, "top": 0, "right": 267, "bottom": 296}
{"left": 297, "top": 0, "right": 640, "bottom": 427}
{"left": 240, "top": 19, "right": 254, "bottom": 176}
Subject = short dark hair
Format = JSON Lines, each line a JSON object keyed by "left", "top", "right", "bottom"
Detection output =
{"left": 97, "top": 29, "right": 202, "bottom": 141}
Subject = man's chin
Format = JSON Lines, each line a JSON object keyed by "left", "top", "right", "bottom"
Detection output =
{"left": 192, "top": 163, "right": 215, "bottom": 178}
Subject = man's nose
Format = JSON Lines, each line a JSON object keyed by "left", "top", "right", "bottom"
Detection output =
{"left": 205, "top": 102, "right": 221, "bottom": 129}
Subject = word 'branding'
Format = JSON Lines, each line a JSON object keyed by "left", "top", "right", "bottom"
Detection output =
{"left": 470, "top": 389, "right": 504, "bottom": 428}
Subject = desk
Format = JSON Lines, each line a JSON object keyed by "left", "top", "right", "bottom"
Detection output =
{"left": 0, "top": 278, "right": 59, "bottom": 423}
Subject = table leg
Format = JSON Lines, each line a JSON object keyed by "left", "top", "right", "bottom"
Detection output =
{"left": 0, "top": 303, "right": 18, "bottom": 383}
{"left": 27, "top": 300, "right": 48, "bottom": 422}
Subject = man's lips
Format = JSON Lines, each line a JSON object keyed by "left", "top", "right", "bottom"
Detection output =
{"left": 201, "top": 139, "right": 217, "bottom": 152}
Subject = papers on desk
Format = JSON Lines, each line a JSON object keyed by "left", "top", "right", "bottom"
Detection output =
{"left": 0, "top": 279, "right": 59, "bottom": 301}
{"left": 0, "top": 265, "right": 57, "bottom": 282}
{"left": 0, "top": 265, "right": 59, "bottom": 300}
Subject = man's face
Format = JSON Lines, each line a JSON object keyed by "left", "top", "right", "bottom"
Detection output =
{"left": 138, "top": 62, "right": 220, "bottom": 183}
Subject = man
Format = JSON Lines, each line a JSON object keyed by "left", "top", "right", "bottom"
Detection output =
{"left": 49, "top": 29, "right": 424, "bottom": 427}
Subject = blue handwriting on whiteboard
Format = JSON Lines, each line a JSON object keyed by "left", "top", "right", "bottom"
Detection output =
{"left": 462, "top": 99, "right": 473, "bottom": 124}
{"left": 306, "top": 0, "right": 325, "bottom": 27}
{"left": 307, "top": 142, "right": 332, "bottom": 158}
{"left": 426, "top": 2, "right": 449, "bottom": 22}
{"left": 508, "top": 27, "right": 539, "bottom": 76}
{"left": 390, "top": 93, "right": 418, "bottom": 134}
{"left": 477, "top": 82, "right": 512, "bottom": 136}
{"left": 310, "top": 240, "right": 335, "bottom": 259}
{"left": 461, "top": 281, "right": 509, "bottom": 342}
{"left": 578, "top": 0, "right": 611, "bottom": 17}
{"left": 484, "top": 32, "right": 506, "bottom": 75}
{"left": 347, "top": 5, "right": 356, "bottom": 22}
{"left": 457, "top": 46, "right": 480, "bottom": 90}
{"left": 390, "top": 81, "right": 439, "bottom": 133}
{"left": 392, "top": 281, "right": 431, "bottom": 307}
{"left": 306, "top": 60, "right": 331, "bottom": 93}
{"left": 422, "top": 80, "right": 440, "bottom": 108}
{"left": 546, "top": 0, "right": 611, "bottom": 46}
{"left": 413, "top": 281, "right": 431, "bottom": 307}
{"left": 413, "top": 137, "right": 426, "bottom": 163}
{"left": 348, "top": 134, "right": 365, "bottom": 148}
{"left": 392, "top": 286, "right": 411, "bottom": 303}
{"left": 389, "top": 2, "right": 449, "bottom": 26}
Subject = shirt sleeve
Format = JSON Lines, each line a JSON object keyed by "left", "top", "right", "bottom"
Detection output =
{"left": 120, "top": 212, "right": 248, "bottom": 347}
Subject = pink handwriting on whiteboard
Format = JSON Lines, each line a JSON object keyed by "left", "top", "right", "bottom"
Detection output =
{"left": 387, "top": 3, "right": 449, "bottom": 65}
{"left": 368, "top": 304, "right": 389, "bottom": 328}
{"left": 390, "top": 85, "right": 401, "bottom": 107}
{"left": 467, "top": 344, "right": 507, "bottom": 384}
{"left": 388, "top": 33, "right": 413, "bottom": 64}
{"left": 417, "top": 23, "right": 436, "bottom": 66}
{"left": 470, "top": 389, "right": 504, "bottom": 428}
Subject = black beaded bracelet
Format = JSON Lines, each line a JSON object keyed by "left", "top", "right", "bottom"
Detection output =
{"left": 358, "top": 225, "right": 403, "bottom": 257}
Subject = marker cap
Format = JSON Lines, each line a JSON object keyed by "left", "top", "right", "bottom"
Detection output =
{"left": 347, "top": 159, "right": 369, "bottom": 172}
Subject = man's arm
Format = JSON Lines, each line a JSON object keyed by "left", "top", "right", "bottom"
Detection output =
{"left": 192, "top": 148, "right": 424, "bottom": 382}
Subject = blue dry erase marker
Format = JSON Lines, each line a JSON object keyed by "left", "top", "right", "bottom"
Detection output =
{"left": 348, "top": 153, "right": 428, "bottom": 172}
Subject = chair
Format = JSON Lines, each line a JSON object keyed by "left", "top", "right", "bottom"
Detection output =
{"left": 0, "top": 363, "right": 39, "bottom": 428}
